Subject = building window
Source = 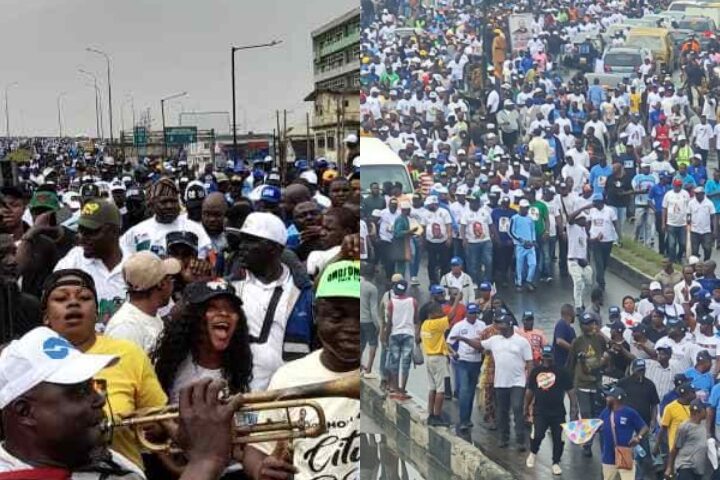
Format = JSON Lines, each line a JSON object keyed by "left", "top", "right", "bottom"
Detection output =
{"left": 317, "top": 136, "right": 325, "bottom": 149}
{"left": 327, "top": 135, "right": 335, "bottom": 151}
{"left": 315, "top": 103, "right": 323, "bottom": 116}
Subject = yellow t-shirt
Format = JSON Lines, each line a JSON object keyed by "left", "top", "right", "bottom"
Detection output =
{"left": 630, "top": 93, "right": 642, "bottom": 114}
{"left": 88, "top": 335, "right": 168, "bottom": 467}
{"left": 421, "top": 316, "right": 450, "bottom": 356}
{"left": 660, "top": 400, "right": 691, "bottom": 451}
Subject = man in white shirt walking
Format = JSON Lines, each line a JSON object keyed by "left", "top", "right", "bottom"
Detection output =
{"left": 688, "top": 187, "right": 715, "bottom": 261}
{"left": 662, "top": 179, "right": 690, "bottom": 264}
{"left": 105, "top": 251, "right": 180, "bottom": 353}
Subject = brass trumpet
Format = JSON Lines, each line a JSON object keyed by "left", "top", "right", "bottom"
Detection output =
{"left": 106, "top": 375, "right": 360, "bottom": 453}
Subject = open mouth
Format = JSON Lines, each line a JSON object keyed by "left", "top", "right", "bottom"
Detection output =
{"left": 64, "top": 311, "right": 84, "bottom": 324}
{"left": 210, "top": 321, "right": 232, "bottom": 341}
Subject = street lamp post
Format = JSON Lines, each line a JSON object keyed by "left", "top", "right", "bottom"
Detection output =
{"left": 4, "top": 82, "right": 18, "bottom": 139}
{"left": 57, "top": 92, "right": 67, "bottom": 138}
{"left": 87, "top": 47, "right": 113, "bottom": 144}
{"left": 231, "top": 40, "right": 282, "bottom": 162}
{"left": 78, "top": 69, "right": 101, "bottom": 140}
{"left": 160, "top": 91, "right": 187, "bottom": 160}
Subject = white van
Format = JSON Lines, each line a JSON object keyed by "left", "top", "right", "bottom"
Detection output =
{"left": 357, "top": 137, "right": 414, "bottom": 196}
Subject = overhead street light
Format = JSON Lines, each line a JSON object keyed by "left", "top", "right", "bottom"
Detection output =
{"left": 87, "top": 47, "right": 114, "bottom": 144}
{"left": 78, "top": 69, "right": 102, "bottom": 140}
{"left": 230, "top": 40, "right": 282, "bottom": 163}
{"left": 57, "top": 92, "right": 68, "bottom": 138}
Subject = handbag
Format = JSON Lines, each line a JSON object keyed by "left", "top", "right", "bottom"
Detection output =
{"left": 610, "top": 412, "right": 634, "bottom": 470}
{"left": 412, "top": 342, "right": 425, "bottom": 366}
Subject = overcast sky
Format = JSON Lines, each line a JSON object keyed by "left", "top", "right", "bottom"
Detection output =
{"left": 0, "top": 0, "right": 356, "bottom": 137}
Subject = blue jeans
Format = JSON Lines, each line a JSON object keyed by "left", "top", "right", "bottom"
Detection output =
{"left": 386, "top": 334, "right": 414, "bottom": 381}
{"left": 539, "top": 236, "right": 556, "bottom": 278}
{"left": 591, "top": 241, "right": 613, "bottom": 288}
{"left": 514, "top": 244, "right": 537, "bottom": 286}
{"left": 465, "top": 241, "right": 493, "bottom": 285}
{"left": 615, "top": 206, "right": 627, "bottom": 241}
{"left": 666, "top": 225, "right": 686, "bottom": 264}
{"left": 457, "top": 360, "right": 483, "bottom": 425}
{"left": 409, "top": 237, "right": 421, "bottom": 278}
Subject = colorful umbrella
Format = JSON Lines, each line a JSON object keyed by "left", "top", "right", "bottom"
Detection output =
{"left": 561, "top": 419, "right": 604, "bottom": 445}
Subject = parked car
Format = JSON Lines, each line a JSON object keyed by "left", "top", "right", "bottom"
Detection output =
{"left": 625, "top": 27, "right": 675, "bottom": 72}
{"left": 602, "top": 46, "right": 653, "bottom": 74}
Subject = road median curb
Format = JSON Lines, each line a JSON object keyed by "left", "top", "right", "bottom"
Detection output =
{"left": 361, "top": 378, "right": 516, "bottom": 480}
{"left": 608, "top": 252, "right": 653, "bottom": 286}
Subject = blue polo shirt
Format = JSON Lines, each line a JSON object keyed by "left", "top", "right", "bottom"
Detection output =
{"left": 684, "top": 367, "right": 714, "bottom": 397}
{"left": 599, "top": 406, "right": 646, "bottom": 465}
{"left": 706, "top": 179, "right": 720, "bottom": 213}
{"left": 649, "top": 183, "right": 671, "bottom": 212}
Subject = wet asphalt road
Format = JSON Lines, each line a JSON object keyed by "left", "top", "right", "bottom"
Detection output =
{"left": 365, "top": 256, "right": 639, "bottom": 479}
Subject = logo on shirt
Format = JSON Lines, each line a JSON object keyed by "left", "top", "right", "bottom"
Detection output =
{"left": 537, "top": 371, "right": 557, "bottom": 390}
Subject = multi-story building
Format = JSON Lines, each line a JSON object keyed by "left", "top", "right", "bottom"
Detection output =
{"left": 305, "top": 8, "right": 359, "bottom": 164}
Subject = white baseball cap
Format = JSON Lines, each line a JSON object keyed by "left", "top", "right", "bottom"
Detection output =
{"left": 0, "top": 327, "right": 117, "bottom": 409}
{"left": 300, "top": 170, "right": 318, "bottom": 185}
{"left": 519, "top": 199, "right": 530, "bottom": 207}
{"left": 344, "top": 133, "right": 359, "bottom": 144}
{"left": 239, "top": 212, "right": 288, "bottom": 246}
{"left": 649, "top": 281, "right": 662, "bottom": 290}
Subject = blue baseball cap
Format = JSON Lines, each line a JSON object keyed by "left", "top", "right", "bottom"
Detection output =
{"left": 608, "top": 306, "right": 621, "bottom": 318}
{"left": 479, "top": 281, "right": 492, "bottom": 291}
{"left": 430, "top": 285, "right": 444, "bottom": 295}
{"left": 315, "top": 158, "right": 328, "bottom": 168}
{"left": 694, "top": 289, "right": 711, "bottom": 301}
{"left": 522, "top": 311, "right": 534, "bottom": 320}
{"left": 667, "top": 317, "right": 684, "bottom": 328}
{"left": 580, "top": 312, "right": 599, "bottom": 324}
{"left": 450, "top": 256, "right": 463, "bottom": 266}
{"left": 541, "top": 345, "right": 553, "bottom": 358}
{"left": 631, "top": 358, "right": 646, "bottom": 372}
{"left": 467, "top": 303, "right": 479, "bottom": 314}
{"left": 260, "top": 185, "right": 281, "bottom": 204}
{"left": 294, "top": 159, "right": 309, "bottom": 171}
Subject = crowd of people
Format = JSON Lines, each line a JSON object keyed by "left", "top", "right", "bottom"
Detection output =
{"left": 360, "top": 0, "right": 720, "bottom": 478}
{"left": 0, "top": 135, "right": 361, "bottom": 480}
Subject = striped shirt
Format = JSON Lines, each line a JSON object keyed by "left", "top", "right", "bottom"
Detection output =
{"left": 645, "top": 359, "right": 682, "bottom": 401}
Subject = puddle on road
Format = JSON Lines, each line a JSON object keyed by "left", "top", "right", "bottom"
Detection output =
{"left": 361, "top": 414, "right": 459, "bottom": 480}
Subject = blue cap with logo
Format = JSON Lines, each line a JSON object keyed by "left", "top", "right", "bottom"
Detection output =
{"left": 479, "top": 281, "right": 493, "bottom": 291}
{"left": 467, "top": 303, "right": 479, "bottom": 314}
{"left": 260, "top": 185, "right": 281, "bottom": 204}
{"left": 430, "top": 285, "right": 445, "bottom": 295}
{"left": 450, "top": 256, "right": 463, "bottom": 266}
{"left": 608, "top": 306, "right": 621, "bottom": 318}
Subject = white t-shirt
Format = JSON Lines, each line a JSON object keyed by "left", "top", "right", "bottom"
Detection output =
{"left": 587, "top": 206, "right": 618, "bottom": 243}
{"left": 0, "top": 443, "right": 145, "bottom": 479}
{"left": 105, "top": 301, "right": 164, "bottom": 354}
{"left": 54, "top": 246, "right": 127, "bottom": 326}
{"left": 688, "top": 197, "right": 714, "bottom": 234}
{"left": 481, "top": 334, "right": 532, "bottom": 388}
{"left": 692, "top": 329, "right": 720, "bottom": 364}
{"left": 448, "top": 319, "right": 486, "bottom": 362}
{"left": 567, "top": 222, "right": 589, "bottom": 260}
{"left": 120, "top": 214, "right": 212, "bottom": 259}
{"left": 461, "top": 208, "right": 492, "bottom": 243}
{"left": 422, "top": 208, "right": 452, "bottom": 243}
{"left": 169, "top": 355, "right": 225, "bottom": 403}
{"left": 654, "top": 336, "right": 694, "bottom": 371}
{"left": 359, "top": 219, "right": 369, "bottom": 260}
{"left": 562, "top": 163, "right": 590, "bottom": 192}
{"left": 387, "top": 296, "right": 417, "bottom": 337}
{"left": 662, "top": 190, "right": 690, "bottom": 227}
{"left": 377, "top": 208, "right": 399, "bottom": 242}
{"left": 252, "top": 350, "right": 359, "bottom": 480}
{"left": 232, "top": 265, "right": 297, "bottom": 391}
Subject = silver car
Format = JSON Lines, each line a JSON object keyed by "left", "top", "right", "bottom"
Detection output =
{"left": 602, "top": 46, "right": 653, "bottom": 74}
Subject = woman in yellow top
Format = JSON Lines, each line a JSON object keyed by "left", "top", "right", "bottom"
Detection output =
{"left": 41, "top": 269, "right": 168, "bottom": 468}
{"left": 419, "top": 302, "right": 450, "bottom": 426}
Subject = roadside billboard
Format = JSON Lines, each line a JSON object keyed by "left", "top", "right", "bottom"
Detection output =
{"left": 508, "top": 13, "right": 534, "bottom": 53}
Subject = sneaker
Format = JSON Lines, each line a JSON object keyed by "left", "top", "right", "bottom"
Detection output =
{"left": 551, "top": 464, "right": 562, "bottom": 475}
{"left": 526, "top": 282, "right": 536, "bottom": 292}
{"left": 427, "top": 415, "right": 438, "bottom": 426}
{"left": 410, "top": 276, "right": 420, "bottom": 286}
{"left": 457, "top": 424, "right": 470, "bottom": 433}
{"left": 515, "top": 285, "right": 523, "bottom": 292}
{"left": 545, "top": 276, "right": 553, "bottom": 283}
{"left": 517, "top": 444, "right": 527, "bottom": 452}
{"left": 363, "top": 372, "right": 378, "bottom": 380}
{"left": 525, "top": 453, "right": 536, "bottom": 468}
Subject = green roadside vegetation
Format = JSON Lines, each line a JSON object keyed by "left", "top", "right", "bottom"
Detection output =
{"left": 611, "top": 238, "right": 671, "bottom": 279}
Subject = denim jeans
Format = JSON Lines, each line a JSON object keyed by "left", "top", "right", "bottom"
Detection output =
{"left": 409, "top": 237, "right": 421, "bottom": 278}
{"left": 457, "top": 360, "right": 483, "bottom": 425}
{"left": 591, "top": 241, "right": 613, "bottom": 289}
{"left": 634, "top": 206, "right": 654, "bottom": 247}
{"left": 465, "top": 241, "right": 493, "bottom": 285}
{"left": 690, "top": 231, "right": 713, "bottom": 261}
{"left": 386, "top": 334, "right": 414, "bottom": 383}
{"left": 614, "top": 206, "right": 627, "bottom": 241}
{"left": 514, "top": 244, "right": 537, "bottom": 286}
{"left": 426, "top": 241, "right": 451, "bottom": 285}
{"left": 540, "top": 236, "right": 556, "bottom": 278}
{"left": 495, "top": 386, "right": 526, "bottom": 443}
{"left": 666, "top": 225, "right": 686, "bottom": 264}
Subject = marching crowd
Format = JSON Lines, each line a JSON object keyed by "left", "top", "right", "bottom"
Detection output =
{"left": 360, "top": 0, "right": 720, "bottom": 478}
{"left": 0, "top": 136, "right": 361, "bottom": 480}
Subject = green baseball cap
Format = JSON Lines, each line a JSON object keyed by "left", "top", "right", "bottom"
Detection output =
{"left": 29, "top": 191, "right": 60, "bottom": 212}
{"left": 316, "top": 260, "right": 360, "bottom": 299}
{"left": 77, "top": 199, "right": 122, "bottom": 230}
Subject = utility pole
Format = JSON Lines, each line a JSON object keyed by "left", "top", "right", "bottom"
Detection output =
{"left": 306, "top": 112, "right": 311, "bottom": 163}
{"left": 4, "top": 82, "right": 18, "bottom": 139}
{"left": 79, "top": 69, "right": 101, "bottom": 140}
{"left": 283, "top": 109, "right": 287, "bottom": 175}
{"left": 335, "top": 96, "right": 342, "bottom": 174}
{"left": 57, "top": 92, "right": 67, "bottom": 138}
{"left": 87, "top": 47, "right": 113, "bottom": 144}
{"left": 230, "top": 40, "right": 283, "bottom": 164}
{"left": 276, "top": 110, "right": 281, "bottom": 167}
{"left": 161, "top": 91, "right": 188, "bottom": 160}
